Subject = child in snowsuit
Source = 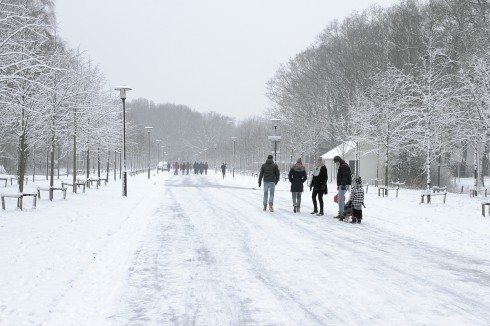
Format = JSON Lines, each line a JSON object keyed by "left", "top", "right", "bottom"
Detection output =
{"left": 349, "top": 176, "right": 364, "bottom": 223}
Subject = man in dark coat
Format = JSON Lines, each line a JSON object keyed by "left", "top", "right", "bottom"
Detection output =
{"left": 333, "top": 155, "right": 352, "bottom": 218}
{"left": 258, "top": 155, "right": 280, "bottom": 212}
{"left": 288, "top": 158, "right": 307, "bottom": 213}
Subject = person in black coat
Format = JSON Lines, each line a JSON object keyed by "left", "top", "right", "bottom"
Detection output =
{"left": 288, "top": 158, "right": 308, "bottom": 213}
{"left": 333, "top": 155, "right": 352, "bottom": 218}
{"left": 221, "top": 163, "right": 226, "bottom": 179}
{"left": 310, "top": 157, "right": 328, "bottom": 216}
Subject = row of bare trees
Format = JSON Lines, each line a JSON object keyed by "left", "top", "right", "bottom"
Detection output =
{"left": 0, "top": 0, "right": 123, "bottom": 197}
{"left": 267, "top": 0, "right": 490, "bottom": 188}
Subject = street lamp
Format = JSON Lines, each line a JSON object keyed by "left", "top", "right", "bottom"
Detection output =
{"left": 114, "top": 85, "right": 132, "bottom": 197}
{"left": 269, "top": 118, "right": 281, "bottom": 162}
{"left": 145, "top": 126, "right": 153, "bottom": 179}
{"left": 214, "top": 143, "right": 218, "bottom": 173}
{"left": 155, "top": 139, "right": 161, "bottom": 173}
{"left": 231, "top": 136, "right": 237, "bottom": 177}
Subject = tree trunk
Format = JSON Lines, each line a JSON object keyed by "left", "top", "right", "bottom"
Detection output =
{"left": 86, "top": 149, "right": 90, "bottom": 179}
{"left": 18, "top": 134, "right": 27, "bottom": 193}
{"left": 72, "top": 134, "right": 77, "bottom": 193}
{"left": 50, "top": 136, "right": 55, "bottom": 201}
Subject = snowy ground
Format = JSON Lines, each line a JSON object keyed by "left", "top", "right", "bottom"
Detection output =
{"left": 1, "top": 171, "right": 489, "bottom": 325}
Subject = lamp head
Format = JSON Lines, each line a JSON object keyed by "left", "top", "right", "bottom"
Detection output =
{"left": 114, "top": 86, "right": 132, "bottom": 99}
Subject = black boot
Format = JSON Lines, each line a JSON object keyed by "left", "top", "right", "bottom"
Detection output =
{"left": 310, "top": 211, "right": 317, "bottom": 214}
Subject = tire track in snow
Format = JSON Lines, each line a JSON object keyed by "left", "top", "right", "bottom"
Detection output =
{"left": 114, "top": 185, "right": 252, "bottom": 325}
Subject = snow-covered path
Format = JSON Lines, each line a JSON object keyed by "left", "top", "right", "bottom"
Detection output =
{"left": 112, "top": 174, "right": 490, "bottom": 325}
{"left": 2, "top": 171, "right": 490, "bottom": 325}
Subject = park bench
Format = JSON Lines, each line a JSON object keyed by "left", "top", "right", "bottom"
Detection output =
{"left": 421, "top": 186, "right": 447, "bottom": 204}
{"left": 86, "top": 177, "right": 101, "bottom": 189}
{"left": 378, "top": 181, "right": 405, "bottom": 198}
{"left": 460, "top": 186, "right": 488, "bottom": 197}
{"left": 1, "top": 192, "right": 37, "bottom": 210}
{"left": 371, "top": 178, "right": 383, "bottom": 187}
{"left": 61, "top": 181, "right": 86, "bottom": 193}
{"left": 9, "top": 176, "right": 28, "bottom": 185}
{"left": 37, "top": 186, "right": 67, "bottom": 200}
{"left": 470, "top": 188, "right": 487, "bottom": 198}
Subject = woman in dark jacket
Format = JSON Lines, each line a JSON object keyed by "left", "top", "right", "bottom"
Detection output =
{"left": 288, "top": 158, "right": 308, "bottom": 213}
{"left": 310, "top": 157, "right": 328, "bottom": 216}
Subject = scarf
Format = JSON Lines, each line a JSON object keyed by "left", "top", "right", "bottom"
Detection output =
{"left": 312, "top": 166, "right": 321, "bottom": 176}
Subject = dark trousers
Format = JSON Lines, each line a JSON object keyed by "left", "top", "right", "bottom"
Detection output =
{"left": 312, "top": 189, "right": 324, "bottom": 213}
{"left": 352, "top": 208, "right": 363, "bottom": 220}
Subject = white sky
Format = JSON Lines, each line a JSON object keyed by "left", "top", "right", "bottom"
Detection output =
{"left": 55, "top": 0, "right": 399, "bottom": 120}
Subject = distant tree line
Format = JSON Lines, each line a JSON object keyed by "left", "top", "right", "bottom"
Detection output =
{"left": 267, "top": 0, "right": 490, "bottom": 188}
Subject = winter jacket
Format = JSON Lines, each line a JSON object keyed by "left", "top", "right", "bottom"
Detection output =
{"left": 350, "top": 183, "right": 364, "bottom": 210}
{"left": 310, "top": 165, "right": 328, "bottom": 191}
{"left": 288, "top": 165, "right": 307, "bottom": 192}
{"left": 336, "top": 160, "right": 352, "bottom": 188}
{"left": 259, "top": 159, "right": 280, "bottom": 185}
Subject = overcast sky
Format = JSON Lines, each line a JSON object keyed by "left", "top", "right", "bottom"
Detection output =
{"left": 55, "top": 0, "right": 399, "bottom": 120}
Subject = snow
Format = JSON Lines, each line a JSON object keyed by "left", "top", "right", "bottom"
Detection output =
{"left": 1, "top": 172, "right": 489, "bottom": 325}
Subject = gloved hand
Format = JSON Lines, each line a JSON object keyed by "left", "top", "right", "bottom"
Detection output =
{"left": 310, "top": 186, "right": 313, "bottom": 191}
{"left": 258, "top": 182, "right": 261, "bottom": 188}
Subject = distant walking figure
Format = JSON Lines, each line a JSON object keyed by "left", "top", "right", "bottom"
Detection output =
{"left": 221, "top": 163, "right": 227, "bottom": 179}
{"left": 258, "top": 155, "right": 280, "bottom": 212}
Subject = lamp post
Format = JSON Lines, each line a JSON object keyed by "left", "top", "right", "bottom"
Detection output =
{"left": 155, "top": 139, "right": 161, "bottom": 173}
{"left": 268, "top": 118, "right": 281, "bottom": 162}
{"left": 114, "top": 85, "right": 132, "bottom": 196}
{"left": 231, "top": 136, "right": 237, "bottom": 177}
{"left": 145, "top": 126, "right": 153, "bottom": 179}
{"left": 214, "top": 143, "right": 217, "bottom": 173}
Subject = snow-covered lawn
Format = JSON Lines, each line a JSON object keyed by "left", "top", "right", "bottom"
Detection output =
{"left": 1, "top": 172, "right": 489, "bottom": 325}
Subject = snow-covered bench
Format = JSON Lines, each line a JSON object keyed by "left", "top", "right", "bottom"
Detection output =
{"left": 378, "top": 184, "right": 400, "bottom": 198}
{"left": 470, "top": 188, "right": 487, "bottom": 198}
{"left": 1, "top": 192, "right": 37, "bottom": 210}
{"left": 61, "top": 180, "right": 86, "bottom": 193}
{"left": 371, "top": 178, "right": 383, "bottom": 187}
{"left": 421, "top": 186, "right": 447, "bottom": 204}
{"left": 37, "top": 186, "right": 67, "bottom": 200}
{"left": 85, "top": 178, "right": 100, "bottom": 189}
